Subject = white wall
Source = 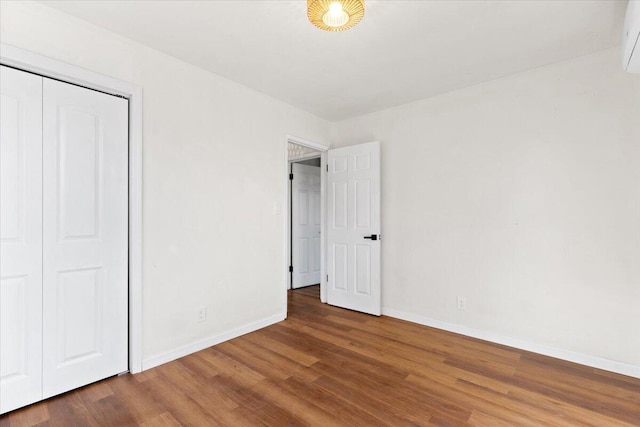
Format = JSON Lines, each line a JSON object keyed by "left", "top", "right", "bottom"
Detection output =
{"left": 1, "top": 1, "right": 330, "bottom": 364}
{"left": 330, "top": 48, "right": 640, "bottom": 372}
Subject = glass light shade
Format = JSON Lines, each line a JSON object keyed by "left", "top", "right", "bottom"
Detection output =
{"left": 322, "top": 3, "right": 349, "bottom": 27}
{"left": 307, "top": 0, "right": 365, "bottom": 32}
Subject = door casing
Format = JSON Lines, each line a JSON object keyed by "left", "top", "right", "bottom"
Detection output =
{"left": 0, "top": 43, "right": 144, "bottom": 373}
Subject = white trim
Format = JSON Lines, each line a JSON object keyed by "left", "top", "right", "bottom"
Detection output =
{"left": 284, "top": 135, "right": 330, "bottom": 304}
{"left": 319, "top": 151, "right": 327, "bottom": 303}
{"left": 1, "top": 43, "right": 144, "bottom": 374}
{"left": 1, "top": 44, "right": 137, "bottom": 98}
{"left": 142, "top": 312, "right": 286, "bottom": 370}
{"left": 286, "top": 134, "right": 329, "bottom": 152}
{"left": 382, "top": 307, "right": 640, "bottom": 379}
{"left": 128, "top": 91, "right": 143, "bottom": 374}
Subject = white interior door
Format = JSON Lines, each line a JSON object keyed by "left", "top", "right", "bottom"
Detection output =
{"left": 327, "top": 141, "right": 381, "bottom": 315}
{"left": 0, "top": 66, "right": 44, "bottom": 413}
{"left": 42, "top": 78, "right": 128, "bottom": 398}
{"left": 291, "top": 163, "right": 321, "bottom": 288}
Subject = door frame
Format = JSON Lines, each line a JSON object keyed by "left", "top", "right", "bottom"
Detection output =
{"left": 284, "top": 135, "right": 329, "bottom": 304}
{"left": 1, "top": 43, "right": 144, "bottom": 373}
{"left": 290, "top": 157, "right": 321, "bottom": 290}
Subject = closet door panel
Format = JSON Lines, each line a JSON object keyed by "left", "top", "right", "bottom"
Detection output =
{"left": 42, "top": 78, "right": 128, "bottom": 398}
{"left": 0, "top": 66, "right": 43, "bottom": 414}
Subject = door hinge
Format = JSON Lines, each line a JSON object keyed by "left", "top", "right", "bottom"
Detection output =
{"left": 326, "top": 274, "right": 329, "bottom": 282}
{"left": 289, "top": 266, "right": 293, "bottom": 272}
{"left": 326, "top": 165, "right": 328, "bottom": 172}
{"left": 289, "top": 173, "right": 294, "bottom": 180}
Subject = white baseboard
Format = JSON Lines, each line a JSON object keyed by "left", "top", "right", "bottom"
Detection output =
{"left": 382, "top": 307, "right": 640, "bottom": 380}
{"left": 142, "top": 312, "right": 286, "bottom": 371}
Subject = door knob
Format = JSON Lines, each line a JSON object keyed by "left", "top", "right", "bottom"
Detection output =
{"left": 363, "top": 234, "right": 378, "bottom": 241}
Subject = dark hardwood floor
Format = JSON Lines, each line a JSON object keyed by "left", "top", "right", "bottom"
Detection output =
{"left": 2, "top": 285, "right": 639, "bottom": 426}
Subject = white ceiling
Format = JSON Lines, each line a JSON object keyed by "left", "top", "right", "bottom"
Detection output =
{"left": 40, "top": 0, "right": 627, "bottom": 121}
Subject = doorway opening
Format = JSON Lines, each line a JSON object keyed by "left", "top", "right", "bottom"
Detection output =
{"left": 284, "top": 137, "right": 382, "bottom": 316}
{"left": 290, "top": 155, "right": 321, "bottom": 291}
{"left": 284, "top": 136, "right": 329, "bottom": 305}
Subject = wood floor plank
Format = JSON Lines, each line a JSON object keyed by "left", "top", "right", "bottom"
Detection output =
{"left": 243, "top": 329, "right": 321, "bottom": 368}
{"left": 210, "top": 376, "right": 302, "bottom": 427}
{"left": 467, "top": 409, "right": 517, "bottom": 427}
{"left": 2, "top": 405, "right": 49, "bottom": 427}
{"left": 81, "top": 395, "right": 137, "bottom": 427}
{"left": 309, "top": 375, "right": 410, "bottom": 426}
{"left": 76, "top": 382, "right": 114, "bottom": 404}
{"left": 508, "top": 370, "right": 640, "bottom": 425}
{"left": 266, "top": 324, "right": 412, "bottom": 381}
{"left": 251, "top": 379, "right": 344, "bottom": 426}
{"left": 44, "top": 393, "right": 102, "bottom": 427}
{"left": 277, "top": 376, "right": 388, "bottom": 427}
{"left": 105, "top": 375, "right": 167, "bottom": 424}
{"left": 195, "top": 348, "right": 265, "bottom": 388}
{"left": 229, "top": 337, "right": 322, "bottom": 383}
{"left": 135, "top": 374, "right": 224, "bottom": 427}
{"left": 2, "top": 285, "right": 639, "bottom": 426}
{"left": 506, "top": 385, "right": 639, "bottom": 427}
{"left": 293, "top": 285, "right": 321, "bottom": 299}
{"left": 310, "top": 359, "right": 471, "bottom": 424}
{"left": 514, "top": 355, "right": 640, "bottom": 401}
{"left": 405, "top": 374, "right": 543, "bottom": 427}
{"left": 138, "top": 412, "right": 181, "bottom": 427}
{"left": 177, "top": 352, "right": 221, "bottom": 380}
{"left": 215, "top": 341, "right": 293, "bottom": 381}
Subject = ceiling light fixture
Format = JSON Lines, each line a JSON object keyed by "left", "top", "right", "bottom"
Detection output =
{"left": 307, "top": 0, "right": 365, "bottom": 32}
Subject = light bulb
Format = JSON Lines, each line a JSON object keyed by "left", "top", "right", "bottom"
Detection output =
{"left": 322, "top": 2, "right": 349, "bottom": 28}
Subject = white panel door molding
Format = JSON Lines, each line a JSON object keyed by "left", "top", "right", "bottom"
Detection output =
{"left": 327, "top": 141, "right": 381, "bottom": 315}
{"left": 292, "top": 163, "right": 321, "bottom": 288}
{"left": 0, "top": 66, "right": 44, "bottom": 413}
{"left": 42, "top": 78, "right": 128, "bottom": 398}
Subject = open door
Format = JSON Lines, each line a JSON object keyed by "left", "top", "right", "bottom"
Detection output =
{"left": 327, "top": 141, "right": 381, "bottom": 315}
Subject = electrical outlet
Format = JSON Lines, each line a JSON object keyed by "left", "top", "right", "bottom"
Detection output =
{"left": 197, "top": 306, "right": 207, "bottom": 323}
{"left": 456, "top": 297, "right": 466, "bottom": 311}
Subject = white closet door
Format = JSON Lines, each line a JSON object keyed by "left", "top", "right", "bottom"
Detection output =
{"left": 0, "top": 66, "right": 44, "bottom": 414}
{"left": 42, "top": 78, "right": 128, "bottom": 398}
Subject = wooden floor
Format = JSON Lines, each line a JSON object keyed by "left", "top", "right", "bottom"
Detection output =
{"left": 2, "top": 285, "right": 639, "bottom": 426}
{"left": 292, "top": 284, "right": 321, "bottom": 298}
